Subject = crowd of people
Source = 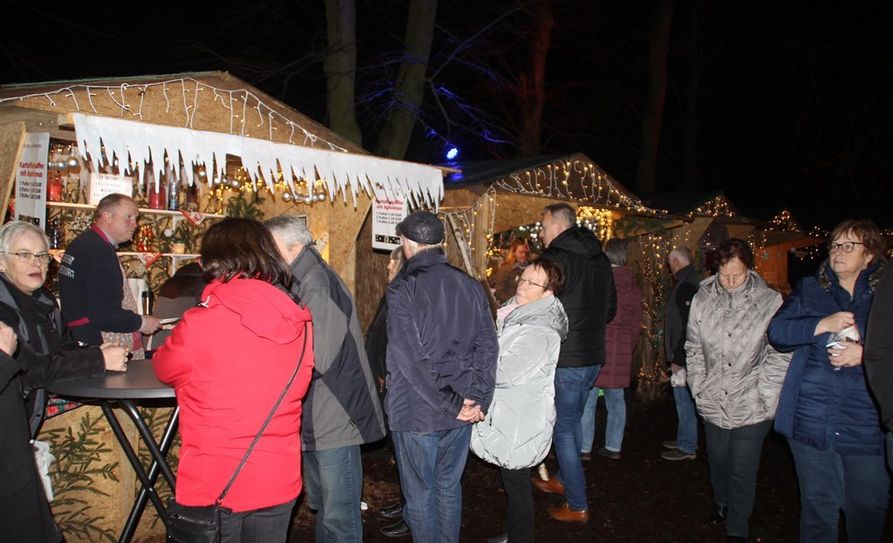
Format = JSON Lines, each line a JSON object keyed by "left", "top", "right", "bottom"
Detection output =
{"left": 2, "top": 193, "right": 893, "bottom": 543}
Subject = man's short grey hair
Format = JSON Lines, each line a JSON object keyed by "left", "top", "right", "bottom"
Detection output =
{"left": 264, "top": 215, "right": 313, "bottom": 248}
{"left": 604, "top": 238, "right": 629, "bottom": 266}
{"left": 542, "top": 203, "right": 577, "bottom": 229}
{"left": 668, "top": 246, "right": 693, "bottom": 265}
{"left": 0, "top": 220, "right": 50, "bottom": 254}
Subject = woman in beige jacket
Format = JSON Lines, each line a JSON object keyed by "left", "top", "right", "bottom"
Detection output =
{"left": 685, "top": 239, "right": 791, "bottom": 543}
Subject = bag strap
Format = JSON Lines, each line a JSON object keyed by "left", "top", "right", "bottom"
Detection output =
{"left": 214, "top": 321, "right": 309, "bottom": 506}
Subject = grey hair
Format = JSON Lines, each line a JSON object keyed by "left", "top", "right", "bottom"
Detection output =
{"left": 390, "top": 246, "right": 404, "bottom": 264}
{"left": 94, "top": 193, "right": 135, "bottom": 221}
{"left": 604, "top": 238, "right": 629, "bottom": 266}
{"left": 264, "top": 215, "right": 313, "bottom": 248}
{"left": 0, "top": 220, "right": 50, "bottom": 254}
{"left": 668, "top": 246, "right": 693, "bottom": 265}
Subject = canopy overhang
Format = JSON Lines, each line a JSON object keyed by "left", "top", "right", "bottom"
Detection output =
{"left": 72, "top": 113, "right": 443, "bottom": 208}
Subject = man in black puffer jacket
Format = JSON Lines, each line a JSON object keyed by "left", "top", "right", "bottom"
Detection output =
{"left": 532, "top": 203, "right": 616, "bottom": 524}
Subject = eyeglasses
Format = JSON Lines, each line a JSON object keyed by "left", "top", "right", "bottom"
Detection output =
{"left": 828, "top": 241, "right": 865, "bottom": 253}
{"left": 516, "top": 275, "right": 546, "bottom": 289}
{"left": 3, "top": 251, "right": 53, "bottom": 265}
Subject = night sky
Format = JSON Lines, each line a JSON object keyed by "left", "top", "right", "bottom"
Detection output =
{"left": 2, "top": 1, "right": 891, "bottom": 229}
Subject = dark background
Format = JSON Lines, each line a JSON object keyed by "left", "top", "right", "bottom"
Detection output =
{"left": 2, "top": 1, "right": 891, "bottom": 229}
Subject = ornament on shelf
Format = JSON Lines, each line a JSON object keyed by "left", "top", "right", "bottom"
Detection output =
{"left": 134, "top": 225, "right": 155, "bottom": 252}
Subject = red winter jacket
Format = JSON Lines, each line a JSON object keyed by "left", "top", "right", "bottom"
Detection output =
{"left": 595, "top": 266, "right": 643, "bottom": 389}
{"left": 154, "top": 278, "right": 314, "bottom": 512}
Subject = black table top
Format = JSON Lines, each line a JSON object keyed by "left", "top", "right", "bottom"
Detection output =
{"left": 46, "top": 360, "right": 174, "bottom": 400}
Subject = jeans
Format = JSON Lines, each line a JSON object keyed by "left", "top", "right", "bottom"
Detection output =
{"left": 500, "top": 467, "right": 533, "bottom": 543}
{"left": 303, "top": 445, "right": 364, "bottom": 543}
{"left": 580, "top": 387, "right": 626, "bottom": 453}
{"left": 703, "top": 419, "right": 771, "bottom": 539}
{"left": 789, "top": 439, "right": 890, "bottom": 543}
{"left": 887, "top": 432, "right": 893, "bottom": 472}
{"left": 672, "top": 385, "right": 698, "bottom": 454}
{"left": 392, "top": 425, "right": 472, "bottom": 543}
{"left": 553, "top": 365, "right": 600, "bottom": 511}
{"left": 219, "top": 499, "right": 296, "bottom": 543}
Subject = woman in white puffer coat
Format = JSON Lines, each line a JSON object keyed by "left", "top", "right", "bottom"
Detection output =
{"left": 471, "top": 258, "right": 567, "bottom": 543}
{"left": 685, "top": 239, "right": 791, "bottom": 543}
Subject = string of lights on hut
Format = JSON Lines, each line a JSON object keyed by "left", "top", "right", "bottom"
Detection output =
{"left": 0, "top": 78, "right": 350, "bottom": 151}
{"left": 491, "top": 158, "right": 667, "bottom": 216}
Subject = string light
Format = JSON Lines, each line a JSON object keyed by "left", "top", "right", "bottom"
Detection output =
{"left": 491, "top": 156, "right": 668, "bottom": 216}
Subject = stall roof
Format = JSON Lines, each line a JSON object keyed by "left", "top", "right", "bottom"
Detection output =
{"left": 0, "top": 71, "right": 444, "bottom": 207}
{"left": 443, "top": 153, "right": 664, "bottom": 216}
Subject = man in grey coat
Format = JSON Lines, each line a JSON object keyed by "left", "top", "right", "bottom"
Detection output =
{"left": 266, "top": 215, "right": 386, "bottom": 543}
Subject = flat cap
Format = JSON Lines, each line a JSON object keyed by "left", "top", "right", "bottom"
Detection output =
{"left": 396, "top": 211, "right": 444, "bottom": 245}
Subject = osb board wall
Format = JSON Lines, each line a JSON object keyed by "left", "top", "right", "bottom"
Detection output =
{"left": 260, "top": 190, "right": 373, "bottom": 292}
{"left": 39, "top": 405, "right": 178, "bottom": 542}
{"left": 356, "top": 210, "right": 392, "bottom": 331}
{"left": 0, "top": 122, "right": 25, "bottom": 216}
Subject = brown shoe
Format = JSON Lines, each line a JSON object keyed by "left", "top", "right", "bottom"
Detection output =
{"left": 532, "top": 476, "right": 565, "bottom": 496}
{"left": 547, "top": 503, "right": 589, "bottom": 524}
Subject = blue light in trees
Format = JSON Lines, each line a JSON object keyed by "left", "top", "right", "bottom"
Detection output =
{"left": 445, "top": 145, "right": 459, "bottom": 160}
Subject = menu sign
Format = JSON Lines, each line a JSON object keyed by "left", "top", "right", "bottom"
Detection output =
{"left": 14, "top": 132, "right": 49, "bottom": 227}
{"left": 88, "top": 173, "right": 133, "bottom": 205}
{"left": 372, "top": 199, "right": 408, "bottom": 251}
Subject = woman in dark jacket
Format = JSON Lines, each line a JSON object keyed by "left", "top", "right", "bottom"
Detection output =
{"left": 580, "top": 239, "right": 643, "bottom": 460}
{"left": 0, "top": 220, "right": 127, "bottom": 542}
{"left": 769, "top": 219, "right": 889, "bottom": 543}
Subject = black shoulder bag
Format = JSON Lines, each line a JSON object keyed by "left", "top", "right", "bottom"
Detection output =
{"left": 166, "top": 323, "right": 309, "bottom": 543}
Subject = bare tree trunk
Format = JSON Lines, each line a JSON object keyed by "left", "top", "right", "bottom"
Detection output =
{"left": 635, "top": 0, "right": 675, "bottom": 197}
{"left": 374, "top": 0, "right": 438, "bottom": 159}
{"left": 324, "top": 0, "right": 363, "bottom": 146}
{"left": 682, "top": 0, "right": 699, "bottom": 190}
{"left": 518, "top": 0, "right": 554, "bottom": 156}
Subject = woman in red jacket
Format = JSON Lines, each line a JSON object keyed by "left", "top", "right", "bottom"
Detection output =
{"left": 154, "top": 218, "right": 314, "bottom": 542}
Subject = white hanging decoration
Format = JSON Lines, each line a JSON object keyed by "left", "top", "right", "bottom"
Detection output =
{"left": 72, "top": 113, "right": 444, "bottom": 208}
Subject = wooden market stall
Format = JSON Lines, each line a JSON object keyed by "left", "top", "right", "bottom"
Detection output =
{"left": 0, "top": 71, "right": 443, "bottom": 541}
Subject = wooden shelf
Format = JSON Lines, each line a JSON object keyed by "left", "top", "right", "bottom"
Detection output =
{"left": 47, "top": 201, "right": 225, "bottom": 219}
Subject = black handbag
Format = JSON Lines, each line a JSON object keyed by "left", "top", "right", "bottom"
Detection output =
{"left": 166, "top": 324, "right": 308, "bottom": 542}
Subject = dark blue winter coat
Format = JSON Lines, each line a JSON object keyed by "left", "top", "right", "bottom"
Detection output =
{"left": 385, "top": 249, "right": 498, "bottom": 433}
{"left": 769, "top": 259, "right": 886, "bottom": 455}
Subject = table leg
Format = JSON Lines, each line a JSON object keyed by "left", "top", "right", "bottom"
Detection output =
{"left": 117, "top": 402, "right": 179, "bottom": 543}
{"left": 100, "top": 403, "right": 171, "bottom": 542}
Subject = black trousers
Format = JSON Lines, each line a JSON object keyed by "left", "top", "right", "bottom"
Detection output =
{"left": 703, "top": 419, "right": 772, "bottom": 539}
{"left": 500, "top": 467, "right": 534, "bottom": 543}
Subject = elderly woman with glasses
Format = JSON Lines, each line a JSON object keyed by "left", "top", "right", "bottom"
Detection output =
{"left": 769, "top": 219, "right": 889, "bottom": 543}
{"left": 0, "top": 220, "right": 127, "bottom": 542}
{"left": 471, "top": 258, "right": 567, "bottom": 543}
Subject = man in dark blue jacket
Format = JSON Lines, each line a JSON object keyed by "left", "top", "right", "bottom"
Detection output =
{"left": 386, "top": 210, "right": 498, "bottom": 543}
{"left": 532, "top": 203, "right": 616, "bottom": 524}
{"left": 59, "top": 194, "right": 160, "bottom": 353}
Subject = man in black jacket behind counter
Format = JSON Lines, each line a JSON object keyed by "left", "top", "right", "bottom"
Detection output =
{"left": 532, "top": 203, "right": 616, "bottom": 524}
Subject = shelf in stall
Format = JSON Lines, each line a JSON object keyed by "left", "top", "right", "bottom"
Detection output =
{"left": 46, "top": 201, "right": 226, "bottom": 219}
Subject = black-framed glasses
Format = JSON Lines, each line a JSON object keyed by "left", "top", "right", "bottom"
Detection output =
{"left": 2, "top": 251, "right": 52, "bottom": 265}
{"left": 828, "top": 241, "right": 864, "bottom": 253}
{"left": 515, "top": 274, "right": 546, "bottom": 289}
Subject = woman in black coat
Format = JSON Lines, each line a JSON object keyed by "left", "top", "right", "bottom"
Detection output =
{"left": 0, "top": 221, "right": 127, "bottom": 542}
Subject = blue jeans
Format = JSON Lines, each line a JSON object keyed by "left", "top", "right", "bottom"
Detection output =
{"left": 672, "top": 385, "right": 697, "bottom": 454}
{"left": 303, "top": 445, "right": 363, "bottom": 543}
{"left": 580, "top": 387, "right": 626, "bottom": 453}
{"left": 789, "top": 439, "right": 890, "bottom": 543}
{"left": 220, "top": 499, "right": 296, "bottom": 543}
{"left": 553, "top": 365, "right": 600, "bottom": 511}
{"left": 392, "top": 425, "right": 472, "bottom": 543}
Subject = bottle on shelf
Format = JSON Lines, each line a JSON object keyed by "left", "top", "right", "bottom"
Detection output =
{"left": 167, "top": 175, "right": 179, "bottom": 211}
{"left": 46, "top": 218, "right": 64, "bottom": 249}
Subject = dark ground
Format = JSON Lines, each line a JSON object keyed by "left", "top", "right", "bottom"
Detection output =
{"left": 286, "top": 397, "right": 818, "bottom": 542}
